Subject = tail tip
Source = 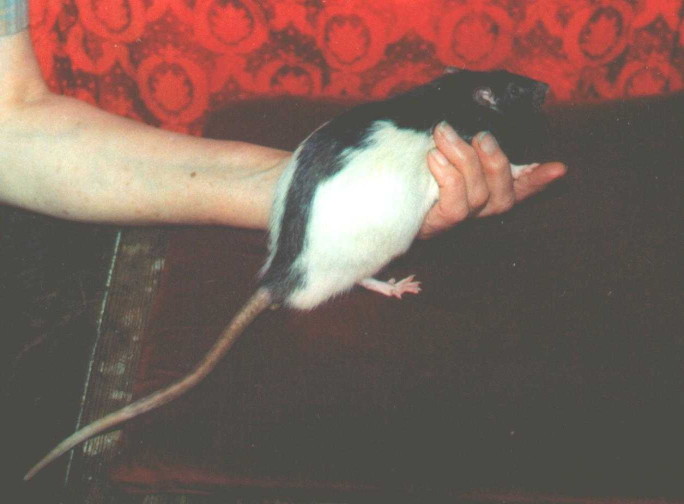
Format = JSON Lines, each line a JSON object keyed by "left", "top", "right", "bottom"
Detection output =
{"left": 23, "top": 457, "right": 50, "bottom": 482}
{"left": 23, "top": 467, "right": 37, "bottom": 482}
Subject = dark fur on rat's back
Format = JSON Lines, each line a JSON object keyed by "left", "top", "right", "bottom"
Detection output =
{"left": 261, "top": 69, "right": 550, "bottom": 302}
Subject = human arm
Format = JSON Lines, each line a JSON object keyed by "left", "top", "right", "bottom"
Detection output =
{"left": 1, "top": 28, "right": 564, "bottom": 233}
{"left": 0, "top": 30, "right": 289, "bottom": 229}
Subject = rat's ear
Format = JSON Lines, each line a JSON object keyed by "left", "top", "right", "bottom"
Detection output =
{"left": 473, "top": 86, "right": 497, "bottom": 107}
{"left": 444, "top": 66, "right": 461, "bottom": 74}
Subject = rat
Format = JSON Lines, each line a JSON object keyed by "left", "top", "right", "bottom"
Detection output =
{"left": 24, "top": 68, "right": 549, "bottom": 481}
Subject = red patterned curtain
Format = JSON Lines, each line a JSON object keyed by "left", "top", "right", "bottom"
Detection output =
{"left": 29, "top": 0, "right": 684, "bottom": 134}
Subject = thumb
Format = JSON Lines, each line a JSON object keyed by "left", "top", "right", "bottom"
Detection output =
{"left": 514, "top": 162, "right": 567, "bottom": 201}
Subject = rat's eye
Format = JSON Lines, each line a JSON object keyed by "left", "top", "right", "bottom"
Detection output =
{"left": 508, "top": 84, "right": 524, "bottom": 98}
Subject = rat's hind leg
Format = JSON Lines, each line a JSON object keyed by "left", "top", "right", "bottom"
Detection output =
{"left": 358, "top": 275, "right": 421, "bottom": 299}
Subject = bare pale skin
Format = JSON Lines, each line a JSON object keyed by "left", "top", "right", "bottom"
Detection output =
{"left": 0, "top": 30, "right": 566, "bottom": 235}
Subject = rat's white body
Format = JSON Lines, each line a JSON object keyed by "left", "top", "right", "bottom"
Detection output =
{"left": 266, "top": 120, "right": 538, "bottom": 310}
{"left": 268, "top": 121, "right": 439, "bottom": 309}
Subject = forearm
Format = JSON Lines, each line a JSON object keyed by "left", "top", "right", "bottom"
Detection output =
{"left": 0, "top": 94, "right": 288, "bottom": 227}
{"left": 0, "top": 32, "right": 289, "bottom": 229}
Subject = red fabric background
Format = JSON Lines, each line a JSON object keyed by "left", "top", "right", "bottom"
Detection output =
{"left": 29, "top": 0, "right": 684, "bottom": 134}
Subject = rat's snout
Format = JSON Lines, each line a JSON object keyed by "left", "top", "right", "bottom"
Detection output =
{"left": 533, "top": 81, "right": 549, "bottom": 109}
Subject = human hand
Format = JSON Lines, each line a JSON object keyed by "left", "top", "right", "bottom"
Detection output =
{"left": 418, "top": 122, "right": 567, "bottom": 238}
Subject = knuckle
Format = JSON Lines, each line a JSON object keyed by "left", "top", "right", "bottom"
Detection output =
{"left": 470, "top": 186, "right": 490, "bottom": 209}
{"left": 447, "top": 205, "right": 470, "bottom": 222}
{"left": 483, "top": 154, "right": 510, "bottom": 174}
{"left": 490, "top": 195, "right": 516, "bottom": 214}
{"left": 440, "top": 169, "right": 464, "bottom": 189}
{"left": 461, "top": 146, "right": 480, "bottom": 167}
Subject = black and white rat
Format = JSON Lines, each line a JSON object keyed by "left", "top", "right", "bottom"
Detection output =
{"left": 24, "top": 68, "right": 549, "bottom": 480}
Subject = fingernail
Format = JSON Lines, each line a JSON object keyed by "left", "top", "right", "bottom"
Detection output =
{"left": 429, "top": 148, "right": 448, "bottom": 166}
{"left": 478, "top": 131, "right": 498, "bottom": 155}
{"left": 437, "top": 121, "right": 459, "bottom": 143}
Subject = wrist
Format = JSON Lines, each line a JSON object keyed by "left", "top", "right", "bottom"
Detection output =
{"left": 180, "top": 147, "right": 290, "bottom": 229}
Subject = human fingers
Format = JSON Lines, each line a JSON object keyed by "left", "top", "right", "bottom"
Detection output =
{"left": 513, "top": 162, "right": 567, "bottom": 201}
{"left": 471, "top": 131, "right": 516, "bottom": 217}
{"left": 418, "top": 148, "right": 469, "bottom": 239}
{"left": 433, "top": 122, "right": 490, "bottom": 212}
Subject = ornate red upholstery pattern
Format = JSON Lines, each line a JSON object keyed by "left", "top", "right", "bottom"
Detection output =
{"left": 29, "top": 0, "right": 684, "bottom": 134}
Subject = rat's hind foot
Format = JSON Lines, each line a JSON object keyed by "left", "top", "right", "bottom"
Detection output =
{"left": 359, "top": 275, "right": 422, "bottom": 299}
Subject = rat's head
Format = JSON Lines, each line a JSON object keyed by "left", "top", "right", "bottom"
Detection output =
{"left": 441, "top": 67, "right": 549, "bottom": 115}
{"left": 436, "top": 68, "right": 552, "bottom": 163}
{"left": 470, "top": 70, "right": 548, "bottom": 114}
